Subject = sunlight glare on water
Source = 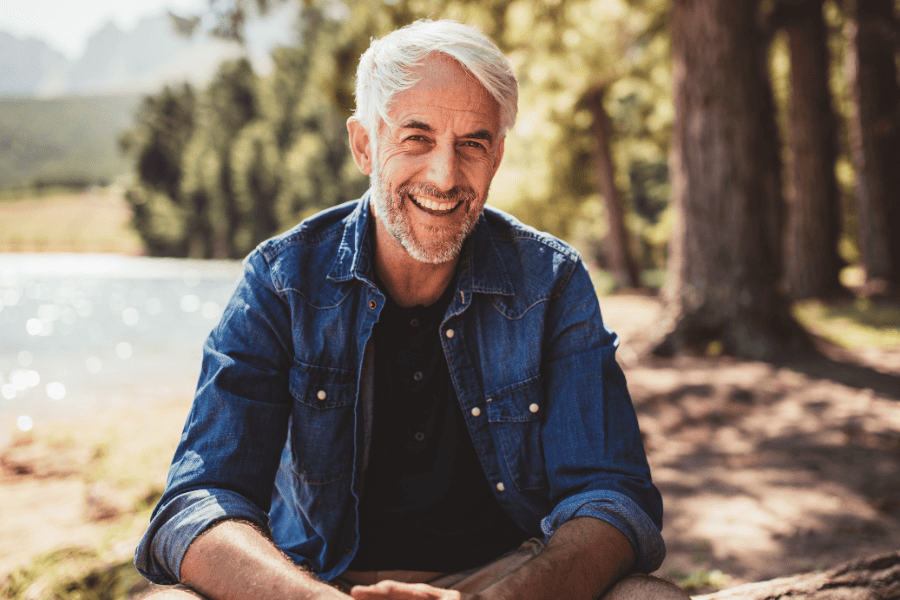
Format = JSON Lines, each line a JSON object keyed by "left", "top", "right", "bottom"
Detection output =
{"left": 26, "top": 318, "right": 43, "bottom": 336}
{"left": 183, "top": 269, "right": 201, "bottom": 287}
{"left": 17, "top": 416, "right": 33, "bottom": 432}
{"left": 1, "top": 254, "right": 243, "bottom": 424}
{"left": 75, "top": 298, "right": 92, "bottom": 317}
{"left": 3, "top": 289, "right": 21, "bottom": 307}
{"left": 122, "top": 307, "right": 140, "bottom": 326}
{"left": 46, "top": 382, "right": 66, "bottom": 401}
{"left": 25, "top": 282, "right": 44, "bottom": 300}
{"left": 202, "top": 301, "right": 221, "bottom": 320}
{"left": 146, "top": 298, "right": 162, "bottom": 315}
{"left": 86, "top": 356, "right": 102, "bottom": 374}
{"left": 181, "top": 295, "right": 201, "bottom": 313}
{"left": 116, "top": 342, "right": 133, "bottom": 360}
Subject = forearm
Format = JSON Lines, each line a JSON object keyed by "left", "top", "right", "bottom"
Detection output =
{"left": 481, "top": 517, "right": 635, "bottom": 600}
{"left": 180, "top": 520, "right": 351, "bottom": 600}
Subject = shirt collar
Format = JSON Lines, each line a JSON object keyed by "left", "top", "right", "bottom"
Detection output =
{"left": 327, "top": 190, "right": 514, "bottom": 298}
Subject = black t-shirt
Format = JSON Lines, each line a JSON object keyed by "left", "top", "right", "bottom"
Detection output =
{"left": 348, "top": 280, "right": 529, "bottom": 572}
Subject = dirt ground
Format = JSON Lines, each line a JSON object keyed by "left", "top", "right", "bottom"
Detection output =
{"left": 2, "top": 293, "right": 899, "bottom": 596}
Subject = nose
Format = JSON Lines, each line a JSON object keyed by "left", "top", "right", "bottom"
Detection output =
{"left": 426, "top": 143, "right": 459, "bottom": 192}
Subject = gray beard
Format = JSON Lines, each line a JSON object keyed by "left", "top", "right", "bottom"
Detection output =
{"left": 369, "top": 163, "right": 481, "bottom": 265}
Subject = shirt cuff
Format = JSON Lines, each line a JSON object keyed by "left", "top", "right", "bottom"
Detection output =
{"left": 540, "top": 491, "right": 666, "bottom": 573}
{"left": 134, "top": 489, "right": 271, "bottom": 584}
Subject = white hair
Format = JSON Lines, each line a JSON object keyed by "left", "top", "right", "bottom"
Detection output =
{"left": 352, "top": 19, "right": 518, "bottom": 155}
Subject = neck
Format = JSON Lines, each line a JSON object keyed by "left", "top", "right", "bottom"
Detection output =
{"left": 371, "top": 215, "right": 459, "bottom": 308}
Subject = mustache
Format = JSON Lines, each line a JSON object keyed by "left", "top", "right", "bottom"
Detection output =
{"left": 397, "top": 182, "right": 477, "bottom": 203}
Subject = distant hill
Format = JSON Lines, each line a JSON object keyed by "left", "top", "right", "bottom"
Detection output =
{"left": 0, "top": 94, "right": 141, "bottom": 190}
{"left": 0, "top": 7, "right": 295, "bottom": 98}
{"left": 0, "top": 32, "right": 70, "bottom": 98}
{"left": 0, "top": 5, "right": 296, "bottom": 191}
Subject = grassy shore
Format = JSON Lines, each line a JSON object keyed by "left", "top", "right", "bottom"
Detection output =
{"left": 0, "top": 187, "right": 142, "bottom": 255}
{"left": 1, "top": 399, "right": 189, "bottom": 599}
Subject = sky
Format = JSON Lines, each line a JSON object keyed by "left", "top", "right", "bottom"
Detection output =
{"left": 0, "top": 0, "right": 211, "bottom": 59}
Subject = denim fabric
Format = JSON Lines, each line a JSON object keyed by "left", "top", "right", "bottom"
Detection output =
{"left": 134, "top": 192, "right": 665, "bottom": 584}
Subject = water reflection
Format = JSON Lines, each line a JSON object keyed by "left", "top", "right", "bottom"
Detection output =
{"left": 180, "top": 294, "right": 201, "bottom": 313}
{"left": 0, "top": 253, "right": 243, "bottom": 438}
{"left": 116, "top": 342, "right": 133, "bottom": 359}
{"left": 86, "top": 356, "right": 102, "bottom": 374}
{"left": 46, "top": 382, "right": 66, "bottom": 401}
{"left": 122, "top": 307, "right": 140, "bottom": 326}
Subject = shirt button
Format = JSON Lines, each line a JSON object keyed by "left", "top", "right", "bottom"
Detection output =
{"left": 317, "top": 390, "right": 327, "bottom": 400}
{"left": 410, "top": 318, "right": 419, "bottom": 327}
{"left": 529, "top": 403, "right": 539, "bottom": 413}
{"left": 471, "top": 407, "right": 481, "bottom": 417}
{"left": 496, "top": 482, "right": 505, "bottom": 492}
{"left": 413, "top": 371, "right": 423, "bottom": 382}
{"left": 368, "top": 299, "right": 377, "bottom": 310}
{"left": 414, "top": 432, "right": 425, "bottom": 442}
{"left": 445, "top": 328, "right": 455, "bottom": 339}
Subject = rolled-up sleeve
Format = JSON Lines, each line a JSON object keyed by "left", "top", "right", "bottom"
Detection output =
{"left": 134, "top": 250, "right": 295, "bottom": 584}
{"left": 539, "top": 261, "right": 665, "bottom": 573}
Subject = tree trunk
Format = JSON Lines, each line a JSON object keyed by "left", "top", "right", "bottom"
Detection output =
{"left": 584, "top": 86, "right": 641, "bottom": 290}
{"left": 845, "top": 0, "right": 900, "bottom": 295}
{"left": 783, "top": 0, "right": 846, "bottom": 300}
{"left": 693, "top": 550, "right": 900, "bottom": 599}
{"left": 655, "top": 0, "right": 811, "bottom": 360}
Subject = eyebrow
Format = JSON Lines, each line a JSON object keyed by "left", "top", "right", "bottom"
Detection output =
{"left": 400, "top": 120, "right": 494, "bottom": 145}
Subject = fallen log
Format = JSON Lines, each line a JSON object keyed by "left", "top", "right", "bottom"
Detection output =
{"left": 692, "top": 551, "right": 900, "bottom": 599}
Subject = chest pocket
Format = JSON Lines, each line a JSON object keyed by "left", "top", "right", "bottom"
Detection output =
{"left": 289, "top": 361, "right": 356, "bottom": 485}
{"left": 486, "top": 375, "right": 548, "bottom": 493}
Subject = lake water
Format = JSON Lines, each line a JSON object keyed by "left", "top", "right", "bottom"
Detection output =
{"left": 0, "top": 254, "right": 244, "bottom": 438}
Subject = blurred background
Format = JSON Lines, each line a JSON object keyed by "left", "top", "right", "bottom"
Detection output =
{"left": 1, "top": 0, "right": 899, "bottom": 598}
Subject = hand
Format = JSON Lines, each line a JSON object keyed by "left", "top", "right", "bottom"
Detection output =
{"left": 349, "top": 581, "right": 477, "bottom": 600}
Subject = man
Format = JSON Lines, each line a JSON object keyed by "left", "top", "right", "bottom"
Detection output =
{"left": 136, "top": 19, "right": 689, "bottom": 600}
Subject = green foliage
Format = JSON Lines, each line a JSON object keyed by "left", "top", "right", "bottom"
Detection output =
{"left": 121, "top": 4, "right": 371, "bottom": 258}
{"left": 120, "top": 84, "right": 197, "bottom": 256}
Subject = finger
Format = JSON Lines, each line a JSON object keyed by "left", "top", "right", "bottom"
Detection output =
{"left": 350, "top": 581, "right": 451, "bottom": 600}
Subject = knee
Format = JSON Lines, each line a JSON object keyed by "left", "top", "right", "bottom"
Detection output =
{"left": 601, "top": 574, "right": 692, "bottom": 600}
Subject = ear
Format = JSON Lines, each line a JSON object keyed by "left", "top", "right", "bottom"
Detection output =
{"left": 490, "top": 136, "right": 506, "bottom": 179}
{"left": 347, "top": 117, "right": 373, "bottom": 176}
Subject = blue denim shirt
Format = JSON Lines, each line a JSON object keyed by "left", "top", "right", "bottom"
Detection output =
{"left": 134, "top": 193, "right": 665, "bottom": 584}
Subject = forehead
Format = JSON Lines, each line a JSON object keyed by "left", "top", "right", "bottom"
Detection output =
{"left": 387, "top": 54, "right": 500, "bottom": 130}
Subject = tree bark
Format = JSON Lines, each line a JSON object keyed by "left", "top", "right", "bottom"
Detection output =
{"left": 584, "top": 86, "right": 641, "bottom": 290}
{"left": 845, "top": 0, "right": 900, "bottom": 295}
{"left": 783, "top": 0, "right": 846, "bottom": 300}
{"left": 693, "top": 550, "right": 900, "bottom": 600}
{"left": 655, "top": 0, "right": 811, "bottom": 360}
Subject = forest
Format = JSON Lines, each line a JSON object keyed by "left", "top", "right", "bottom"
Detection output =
{"left": 120, "top": 0, "right": 900, "bottom": 363}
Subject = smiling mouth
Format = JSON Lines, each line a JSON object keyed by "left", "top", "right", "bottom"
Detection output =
{"left": 408, "top": 193, "right": 462, "bottom": 216}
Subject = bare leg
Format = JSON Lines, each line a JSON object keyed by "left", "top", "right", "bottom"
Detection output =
{"left": 601, "top": 574, "right": 692, "bottom": 600}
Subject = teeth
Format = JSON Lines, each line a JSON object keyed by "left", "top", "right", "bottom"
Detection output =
{"left": 412, "top": 195, "right": 457, "bottom": 212}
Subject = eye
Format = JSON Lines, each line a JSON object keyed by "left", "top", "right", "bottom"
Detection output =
{"left": 461, "top": 140, "right": 487, "bottom": 151}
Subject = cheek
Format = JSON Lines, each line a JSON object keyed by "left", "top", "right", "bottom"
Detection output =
{"left": 378, "top": 154, "right": 422, "bottom": 186}
{"left": 466, "top": 159, "right": 498, "bottom": 189}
